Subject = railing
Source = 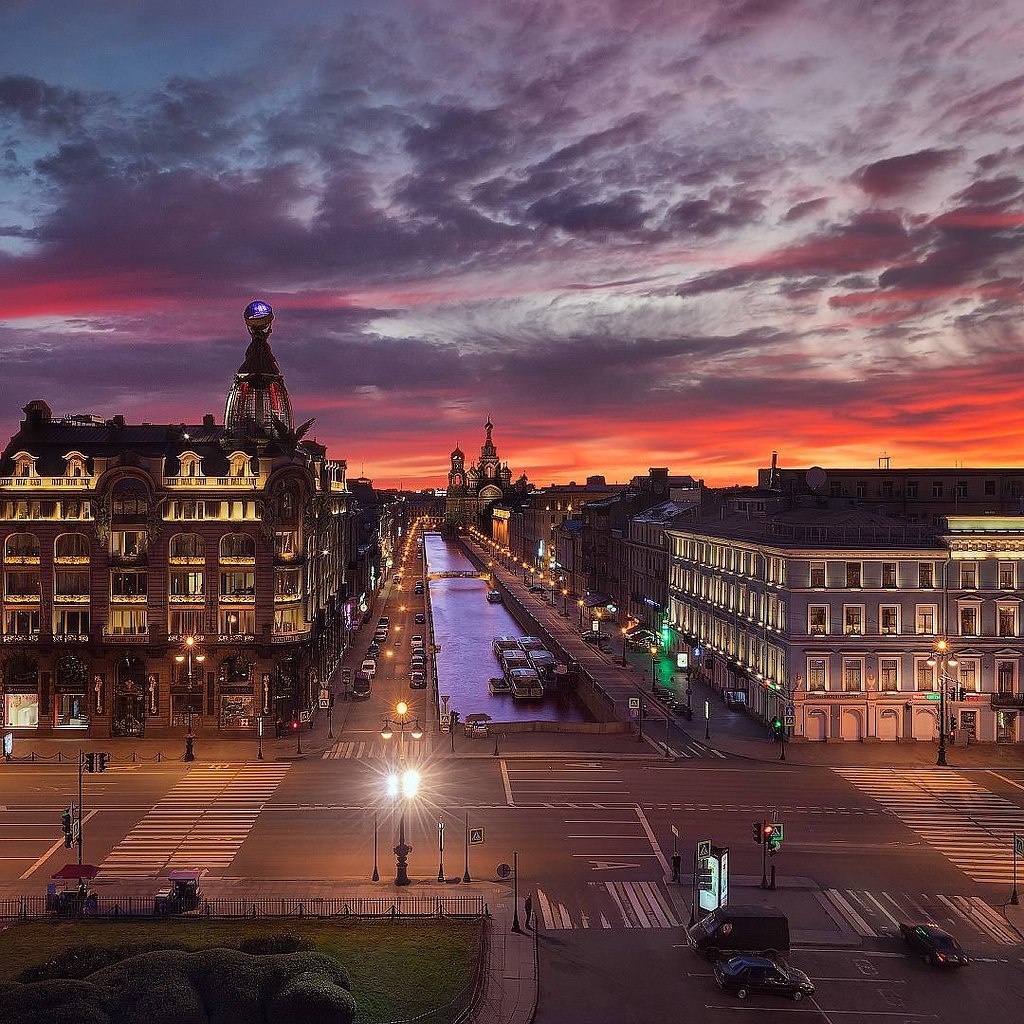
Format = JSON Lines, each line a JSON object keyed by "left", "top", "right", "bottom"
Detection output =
{"left": 991, "top": 692, "right": 1024, "bottom": 708}
{"left": 163, "top": 477, "right": 263, "bottom": 488}
{"left": 0, "top": 893, "right": 488, "bottom": 921}
{"left": 101, "top": 629, "right": 149, "bottom": 642}
{"left": 271, "top": 629, "right": 311, "bottom": 643}
{"left": 0, "top": 477, "right": 91, "bottom": 488}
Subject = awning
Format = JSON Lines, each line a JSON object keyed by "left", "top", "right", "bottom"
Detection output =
{"left": 52, "top": 863, "right": 99, "bottom": 880}
{"left": 583, "top": 592, "right": 611, "bottom": 608}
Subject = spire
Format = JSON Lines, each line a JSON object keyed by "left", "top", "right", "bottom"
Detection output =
{"left": 224, "top": 300, "right": 294, "bottom": 439}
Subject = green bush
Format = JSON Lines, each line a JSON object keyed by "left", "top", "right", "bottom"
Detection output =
{"left": 16, "top": 942, "right": 190, "bottom": 983}
{"left": 238, "top": 933, "right": 315, "bottom": 955}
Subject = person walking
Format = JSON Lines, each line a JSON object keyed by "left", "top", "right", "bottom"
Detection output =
{"left": 524, "top": 893, "right": 533, "bottom": 929}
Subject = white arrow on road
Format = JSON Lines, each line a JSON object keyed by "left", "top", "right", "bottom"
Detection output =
{"left": 588, "top": 860, "right": 640, "bottom": 870}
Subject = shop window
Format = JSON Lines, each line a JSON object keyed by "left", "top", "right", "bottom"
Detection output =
{"left": 4, "top": 693, "right": 38, "bottom": 728}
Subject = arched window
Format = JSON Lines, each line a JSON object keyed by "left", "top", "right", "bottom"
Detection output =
{"left": 63, "top": 452, "right": 89, "bottom": 478}
{"left": 220, "top": 533, "right": 256, "bottom": 560}
{"left": 12, "top": 452, "right": 36, "bottom": 478}
{"left": 5, "top": 533, "right": 39, "bottom": 560}
{"left": 169, "top": 533, "right": 205, "bottom": 560}
{"left": 228, "top": 452, "right": 252, "bottom": 478}
{"left": 111, "top": 478, "right": 150, "bottom": 517}
{"left": 180, "top": 452, "right": 203, "bottom": 478}
{"left": 55, "top": 533, "right": 90, "bottom": 561}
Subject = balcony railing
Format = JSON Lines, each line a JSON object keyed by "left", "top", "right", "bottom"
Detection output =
{"left": 990, "top": 692, "right": 1024, "bottom": 709}
{"left": 0, "top": 477, "right": 91, "bottom": 489}
{"left": 102, "top": 629, "right": 149, "bottom": 642}
{"left": 3, "top": 554, "right": 40, "bottom": 564}
{"left": 164, "top": 477, "right": 262, "bottom": 488}
{"left": 3, "top": 594, "right": 40, "bottom": 603}
{"left": 168, "top": 594, "right": 206, "bottom": 604}
{"left": 53, "top": 594, "right": 90, "bottom": 603}
{"left": 271, "top": 629, "right": 311, "bottom": 643}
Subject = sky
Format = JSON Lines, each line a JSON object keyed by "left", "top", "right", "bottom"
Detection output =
{"left": 1, "top": 0, "right": 1022, "bottom": 490}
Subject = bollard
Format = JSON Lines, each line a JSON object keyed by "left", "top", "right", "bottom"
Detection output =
{"left": 157, "top": 752, "right": 162, "bottom": 762}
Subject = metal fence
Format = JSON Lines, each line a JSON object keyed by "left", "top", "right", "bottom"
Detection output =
{"left": 0, "top": 893, "right": 488, "bottom": 921}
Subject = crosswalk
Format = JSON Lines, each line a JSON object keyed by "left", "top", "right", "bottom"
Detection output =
{"left": 101, "top": 764, "right": 289, "bottom": 876}
{"left": 834, "top": 767, "right": 1024, "bottom": 883}
{"left": 535, "top": 880, "right": 682, "bottom": 930}
{"left": 671, "top": 739, "right": 726, "bottom": 759}
{"left": 323, "top": 740, "right": 391, "bottom": 760}
{"left": 823, "top": 887, "right": 1019, "bottom": 946}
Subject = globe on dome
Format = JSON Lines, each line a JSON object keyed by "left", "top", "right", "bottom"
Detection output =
{"left": 244, "top": 300, "right": 274, "bottom": 327}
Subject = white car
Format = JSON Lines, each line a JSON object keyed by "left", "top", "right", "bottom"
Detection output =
{"left": 410, "top": 671, "right": 426, "bottom": 689}
{"left": 411, "top": 635, "right": 424, "bottom": 647}
{"left": 360, "top": 658, "right": 377, "bottom": 677}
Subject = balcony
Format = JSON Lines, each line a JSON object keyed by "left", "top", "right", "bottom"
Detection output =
{"left": 220, "top": 592, "right": 255, "bottom": 604}
{"left": 4, "top": 554, "right": 40, "bottom": 564}
{"left": 1, "top": 633, "right": 39, "bottom": 643}
{"left": 102, "top": 629, "right": 149, "bottom": 642}
{"left": 52, "top": 633, "right": 90, "bottom": 643}
{"left": 164, "top": 476, "right": 262, "bottom": 488}
{"left": 110, "top": 594, "right": 148, "bottom": 604}
{"left": 53, "top": 593, "right": 90, "bottom": 604}
{"left": 169, "top": 593, "right": 205, "bottom": 604}
{"left": 271, "top": 629, "right": 311, "bottom": 643}
{"left": 991, "top": 692, "right": 1024, "bottom": 709}
{"left": 53, "top": 555, "right": 90, "bottom": 565}
{"left": 0, "top": 476, "right": 91, "bottom": 489}
{"left": 274, "top": 591, "right": 303, "bottom": 604}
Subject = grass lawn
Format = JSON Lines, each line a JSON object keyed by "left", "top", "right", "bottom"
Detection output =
{"left": 0, "top": 917, "right": 482, "bottom": 1023}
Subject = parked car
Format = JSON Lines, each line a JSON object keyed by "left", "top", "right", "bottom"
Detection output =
{"left": 351, "top": 673, "right": 372, "bottom": 698}
{"left": 360, "top": 659, "right": 377, "bottom": 677}
{"left": 410, "top": 635, "right": 424, "bottom": 647}
{"left": 414, "top": 613, "right": 426, "bottom": 624}
{"left": 724, "top": 690, "right": 748, "bottom": 709}
{"left": 410, "top": 671, "right": 426, "bottom": 689}
{"left": 713, "top": 956, "right": 815, "bottom": 1002}
{"left": 688, "top": 906, "right": 790, "bottom": 960}
{"left": 378, "top": 617, "right": 390, "bottom": 627}
{"left": 899, "top": 922, "right": 969, "bottom": 967}
{"left": 528, "top": 584, "right": 545, "bottom": 593}
{"left": 365, "top": 643, "right": 380, "bottom": 658}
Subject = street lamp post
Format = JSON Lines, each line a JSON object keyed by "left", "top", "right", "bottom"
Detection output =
{"left": 382, "top": 702, "right": 424, "bottom": 886}
{"left": 649, "top": 644, "right": 659, "bottom": 692}
{"left": 561, "top": 588, "right": 569, "bottom": 617}
{"left": 437, "top": 821, "right": 445, "bottom": 883}
{"left": 927, "top": 639, "right": 958, "bottom": 767}
{"left": 174, "top": 636, "right": 205, "bottom": 762}
{"left": 577, "top": 599, "right": 585, "bottom": 630}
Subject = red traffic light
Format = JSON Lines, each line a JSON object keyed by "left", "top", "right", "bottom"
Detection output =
{"left": 762, "top": 823, "right": 776, "bottom": 840}
{"left": 290, "top": 720, "right": 299, "bottom": 730}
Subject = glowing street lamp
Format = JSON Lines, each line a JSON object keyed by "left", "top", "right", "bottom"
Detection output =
{"left": 173, "top": 635, "right": 205, "bottom": 762}
{"left": 927, "top": 638, "right": 958, "bottom": 767}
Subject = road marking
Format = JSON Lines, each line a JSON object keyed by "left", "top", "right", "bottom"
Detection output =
{"left": 824, "top": 888, "right": 874, "bottom": 936}
{"left": 587, "top": 860, "right": 640, "bottom": 870}
{"left": 500, "top": 760, "right": 514, "bottom": 806}
{"left": 985, "top": 771, "right": 1024, "bottom": 795}
{"left": 535, "top": 887, "right": 555, "bottom": 929}
{"left": 634, "top": 803, "right": 670, "bottom": 875}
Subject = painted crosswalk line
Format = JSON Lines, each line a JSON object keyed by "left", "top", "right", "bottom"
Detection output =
{"left": 823, "top": 887, "right": 1018, "bottom": 945}
{"left": 323, "top": 740, "right": 392, "bottom": 760}
{"left": 834, "top": 767, "right": 1024, "bottom": 883}
{"left": 534, "top": 880, "right": 682, "bottom": 930}
{"left": 101, "top": 764, "right": 289, "bottom": 876}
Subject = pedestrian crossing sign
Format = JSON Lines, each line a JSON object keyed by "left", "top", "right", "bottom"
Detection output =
{"left": 697, "top": 839, "right": 711, "bottom": 859}
{"left": 1016, "top": 834, "right": 1024, "bottom": 857}
{"left": 469, "top": 827, "right": 485, "bottom": 845}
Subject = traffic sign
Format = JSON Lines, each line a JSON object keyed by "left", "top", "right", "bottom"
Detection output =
{"left": 628, "top": 697, "right": 640, "bottom": 710}
{"left": 469, "top": 827, "right": 485, "bottom": 845}
{"left": 783, "top": 715, "right": 795, "bottom": 727}
{"left": 341, "top": 668, "right": 352, "bottom": 684}
{"left": 785, "top": 704, "right": 794, "bottom": 717}
{"left": 319, "top": 698, "right": 329, "bottom": 709}
{"left": 670, "top": 824, "right": 679, "bottom": 838}
{"left": 1015, "top": 834, "right": 1024, "bottom": 857}
{"left": 495, "top": 862, "right": 511, "bottom": 879}
{"left": 697, "top": 839, "right": 712, "bottom": 860}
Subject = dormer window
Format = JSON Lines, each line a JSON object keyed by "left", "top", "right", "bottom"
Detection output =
{"left": 180, "top": 452, "right": 203, "bottom": 478}
{"left": 12, "top": 452, "right": 36, "bottom": 478}
{"left": 228, "top": 452, "right": 252, "bottom": 478}
{"left": 63, "top": 452, "right": 89, "bottom": 478}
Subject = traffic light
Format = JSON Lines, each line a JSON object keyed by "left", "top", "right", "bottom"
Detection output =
{"left": 84, "top": 752, "right": 95, "bottom": 772}
{"left": 97, "top": 752, "right": 109, "bottom": 772}
{"left": 762, "top": 822, "right": 777, "bottom": 845}
{"left": 450, "top": 710, "right": 461, "bottom": 727}
{"left": 752, "top": 821, "right": 763, "bottom": 844}
{"left": 62, "top": 807, "right": 73, "bottom": 848}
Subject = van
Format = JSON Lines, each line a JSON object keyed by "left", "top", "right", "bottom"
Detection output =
{"left": 687, "top": 906, "right": 790, "bottom": 961}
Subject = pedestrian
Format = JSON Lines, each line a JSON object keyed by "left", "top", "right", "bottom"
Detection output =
{"left": 524, "top": 893, "right": 533, "bottom": 929}
{"left": 671, "top": 852, "right": 681, "bottom": 884}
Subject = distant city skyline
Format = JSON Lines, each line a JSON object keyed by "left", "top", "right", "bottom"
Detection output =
{"left": 1, "top": 1, "right": 1022, "bottom": 489}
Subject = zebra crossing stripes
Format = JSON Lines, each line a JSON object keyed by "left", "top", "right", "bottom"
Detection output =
{"left": 101, "top": 764, "right": 289, "bottom": 876}
{"left": 833, "top": 767, "right": 1024, "bottom": 883}
{"left": 823, "top": 888, "right": 1018, "bottom": 946}
{"left": 534, "top": 880, "right": 681, "bottom": 930}
{"left": 322, "top": 740, "right": 391, "bottom": 760}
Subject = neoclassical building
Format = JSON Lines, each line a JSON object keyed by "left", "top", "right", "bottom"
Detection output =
{"left": 444, "top": 420, "right": 525, "bottom": 531}
{"left": 0, "top": 301, "right": 354, "bottom": 739}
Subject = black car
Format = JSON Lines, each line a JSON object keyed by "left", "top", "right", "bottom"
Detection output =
{"left": 713, "top": 956, "right": 814, "bottom": 1002}
{"left": 414, "top": 613, "right": 426, "bottom": 624}
{"left": 528, "top": 584, "right": 546, "bottom": 593}
{"left": 366, "top": 643, "right": 380, "bottom": 657}
{"left": 898, "top": 922, "right": 968, "bottom": 967}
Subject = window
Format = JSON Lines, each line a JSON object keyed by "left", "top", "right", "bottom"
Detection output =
{"left": 220, "top": 533, "right": 256, "bottom": 560}
{"left": 879, "top": 658, "right": 899, "bottom": 691}
{"left": 843, "top": 605, "right": 864, "bottom": 634}
{"left": 843, "top": 658, "right": 864, "bottom": 691}
{"left": 999, "top": 562, "right": 1015, "bottom": 589}
{"left": 169, "top": 533, "right": 204, "bottom": 559}
{"left": 845, "top": 562, "right": 862, "bottom": 588}
{"left": 111, "top": 479, "right": 149, "bottom": 517}
{"left": 180, "top": 453, "right": 203, "bottom": 478}
{"left": 906, "top": 481, "right": 918, "bottom": 499}
{"left": 998, "top": 605, "right": 1017, "bottom": 637}
{"left": 54, "top": 608, "right": 90, "bottom": 635}
{"left": 221, "top": 608, "right": 255, "bottom": 635}
{"left": 111, "top": 531, "right": 147, "bottom": 558}
{"left": 915, "top": 605, "right": 936, "bottom": 634}
{"left": 881, "top": 481, "right": 894, "bottom": 498}
{"left": 5, "top": 569, "right": 39, "bottom": 598}
{"left": 809, "top": 561, "right": 825, "bottom": 588}
{"left": 54, "top": 570, "right": 89, "bottom": 597}
{"left": 959, "top": 606, "right": 979, "bottom": 636}
{"left": 984, "top": 480, "right": 996, "bottom": 496}
{"left": 4, "top": 533, "right": 40, "bottom": 560}
{"left": 856, "top": 481, "right": 867, "bottom": 498}
{"left": 958, "top": 660, "right": 978, "bottom": 693}
{"left": 106, "top": 608, "right": 147, "bottom": 635}
{"left": 918, "top": 562, "right": 934, "bottom": 588}
{"left": 916, "top": 660, "right": 936, "bottom": 691}
{"left": 956, "top": 481, "right": 968, "bottom": 499}
{"left": 273, "top": 607, "right": 302, "bottom": 633}
{"left": 111, "top": 570, "right": 147, "bottom": 598}
{"left": 959, "top": 562, "right": 978, "bottom": 589}
{"left": 830, "top": 481, "right": 842, "bottom": 497}
{"left": 932, "top": 481, "right": 943, "bottom": 499}
{"left": 997, "top": 661, "right": 1015, "bottom": 693}
{"left": 169, "top": 609, "right": 204, "bottom": 636}
{"left": 879, "top": 605, "right": 899, "bottom": 635}
{"left": 4, "top": 609, "right": 39, "bottom": 635}
{"left": 220, "top": 571, "right": 255, "bottom": 597}
{"left": 881, "top": 562, "right": 897, "bottom": 588}
{"left": 170, "top": 571, "right": 204, "bottom": 597}
{"left": 274, "top": 531, "right": 298, "bottom": 558}
{"left": 808, "top": 605, "right": 828, "bottom": 634}
{"left": 275, "top": 569, "right": 301, "bottom": 598}
{"left": 54, "top": 533, "right": 90, "bottom": 561}
{"left": 806, "top": 657, "right": 827, "bottom": 691}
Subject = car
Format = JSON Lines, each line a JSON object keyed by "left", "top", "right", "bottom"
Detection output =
{"left": 713, "top": 956, "right": 815, "bottom": 1002}
{"left": 392, "top": 574, "right": 400, "bottom": 583}
{"left": 898, "top": 922, "right": 969, "bottom": 967}
{"left": 360, "top": 658, "right": 377, "bottom": 677}
{"left": 377, "top": 617, "right": 390, "bottom": 627}
{"left": 411, "top": 658, "right": 426, "bottom": 671}
{"left": 365, "top": 643, "right": 380, "bottom": 657}
{"left": 724, "top": 690, "right": 748, "bottom": 709}
{"left": 414, "top": 612, "right": 426, "bottom": 624}
{"left": 410, "top": 671, "right": 426, "bottom": 689}
{"left": 351, "top": 673, "right": 372, "bottom": 698}
{"left": 410, "top": 635, "right": 424, "bottom": 647}
{"left": 528, "top": 584, "right": 545, "bottom": 593}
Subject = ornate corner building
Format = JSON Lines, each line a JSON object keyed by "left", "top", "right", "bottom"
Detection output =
{"left": 0, "top": 301, "right": 356, "bottom": 738}
{"left": 444, "top": 419, "right": 526, "bottom": 533}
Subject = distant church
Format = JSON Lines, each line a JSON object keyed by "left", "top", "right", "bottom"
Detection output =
{"left": 445, "top": 420, "right": 526, "bottom": 531}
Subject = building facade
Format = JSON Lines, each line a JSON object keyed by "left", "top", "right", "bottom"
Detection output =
{"left": 444, "top": 420, "right": 525, "bottom": 531}
{"left": 0, "top": 301, "right": 353, "bottom": 739}
{"left": 667, "top": 496, "right": 1024, "bottom": 745}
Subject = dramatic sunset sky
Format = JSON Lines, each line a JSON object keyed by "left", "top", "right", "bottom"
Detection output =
{"left": 1, "top": 1, "right": 1022, "bottom": 489}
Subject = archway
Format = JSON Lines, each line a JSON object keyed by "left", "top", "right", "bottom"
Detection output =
{"left": 112, "top": 656, "right": 146, "bottom": 737}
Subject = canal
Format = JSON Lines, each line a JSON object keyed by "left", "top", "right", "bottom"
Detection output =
{"left": 423, "top": 532, "right": 590, "bottom": 724}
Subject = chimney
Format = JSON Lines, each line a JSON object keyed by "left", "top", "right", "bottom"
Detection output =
{"left": 768, "top": 450, "right": 779, "bottom": 488}
{"left": 203, "top": 414, "right": 215, "bottom": 428}
{"left": 110, "top": 414, "right": 126, "bottom": 429}
{"left": 22, "top": 400, "right": 52, "bottom": 428}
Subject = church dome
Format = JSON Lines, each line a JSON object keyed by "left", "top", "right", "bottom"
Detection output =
{"left": 224, "top": 300, "right": 294, "bottom": 438}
